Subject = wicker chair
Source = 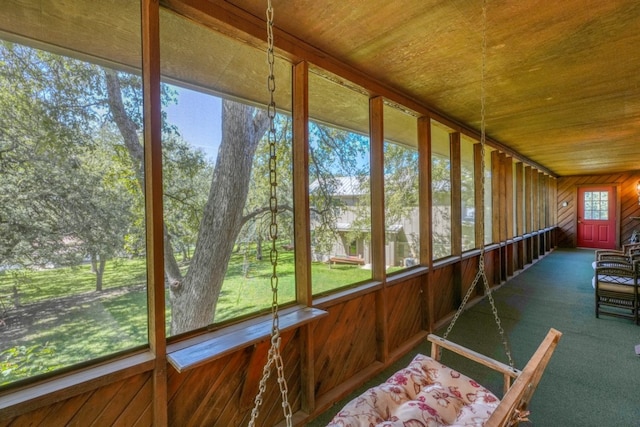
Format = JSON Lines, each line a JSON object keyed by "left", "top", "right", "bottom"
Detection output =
{"left": 594, "top": 242, "right": 640, "bottom": 262}
{"left": 594, "top": 259, "right": 640, "bottom": 324}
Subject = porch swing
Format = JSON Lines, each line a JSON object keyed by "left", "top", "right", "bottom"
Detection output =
{"left": 250, "top": 1, "right": 561, "bottom": 426}
{"left": 326, "top": 1, "right": 562, "bottom": 426}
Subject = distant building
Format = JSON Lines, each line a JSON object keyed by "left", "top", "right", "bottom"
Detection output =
{"left": 309, "top": 177, "right": 419, "bottom": 267}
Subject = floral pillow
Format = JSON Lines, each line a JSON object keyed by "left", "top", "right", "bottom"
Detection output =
{"left": 327, "top": 353, "right": 499, "bottom": 427}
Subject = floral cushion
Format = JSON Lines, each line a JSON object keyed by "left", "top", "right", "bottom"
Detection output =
{"left": 327, "top": 354, "right": 499, "bottom": 427}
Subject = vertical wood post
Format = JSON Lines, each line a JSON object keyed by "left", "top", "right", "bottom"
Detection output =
{"left": 370, "top": 96, "right": 388, "bottom": 362}
{"left": 418, "top": 116, "right": 432, "bottom": 330}
{"left": 292, "top": 61, "right": 315, "bottom": 412}
{"left": 141, "top": 0, "right": 167, "bottom": 425}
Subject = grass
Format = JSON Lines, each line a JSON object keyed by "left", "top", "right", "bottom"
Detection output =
{"left": 0, "top": 247, "right": 379, "bottom": 385}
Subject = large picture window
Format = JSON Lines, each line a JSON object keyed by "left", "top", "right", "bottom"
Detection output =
{"left": 461, "top": 135, "right": 476, "bottom": 251}
{"left": 0, "top": 6, "right": 147, "bottom": 385}
{"left": 431, "top": 122, "right": 452, "bottom": 259}
{"left": 309, "top": 70, "right": 371, "bottom": 293}
{"left": 383, "top": 104, "right": 419, "bottom": 272}
{"left": 159, "top": 11, "right": 294, "bottom": 336}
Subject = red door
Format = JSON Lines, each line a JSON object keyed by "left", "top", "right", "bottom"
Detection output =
{"left": 577, "top": 186, "right": 617, "bottom": 249}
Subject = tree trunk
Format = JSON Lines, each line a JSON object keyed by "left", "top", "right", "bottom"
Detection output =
{"left": 256, "top": 235, "right": 263, "bottom": 261}
{"left": 170, "top": 101, "right": 268, "bottom": 334}
{"left": 103, "top": 70, "right": 268, "bottom": 335}
{"left": 95, "top": 255, "right": 106, "bottom": 292}
{"left": 104, "top": 70, "right": 183, "bottom": 287}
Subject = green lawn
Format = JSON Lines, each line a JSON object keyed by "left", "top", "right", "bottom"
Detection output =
{"left": 0, "top": 248, "right": 374, "bottom": 385}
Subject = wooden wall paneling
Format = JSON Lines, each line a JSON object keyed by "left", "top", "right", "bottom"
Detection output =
{"left": 112, "top": 375, "right": 153, "bottom": 426}
{"left": 0, "top": 372, "right": 153, "bottom": 427}
{"left": 460, "top": 256, "right": 482, "bottom": 301}
{"left": 556, "top": 172, "right": 640, "bottom": 248}
{"left": 239, "top": 330, "right": 301, "bottom": 427}
{"left": 167, "top": 331, "right": 300, "bottom": 426}
{"left": 556, "top": 174, "right": 575, "bottom": 247}
{"left": 168, "top": 351, "right": 247, "bottom": 425}
{"left": 86, "top": 373, "right": 152, "bottom": 426}
{"left": 483, "top": 248, "right": 498, "bottom": 287}
{"left": 313, "top": 294, "right": 378, "bottom": 398}
{"left": 506, "top": 243, "right": 514, "bottom": 277}
{"left": 418, "top": 116, "right": 433, "bottom": 330}
{"left": 431, "top": 265, "right": 456, "bottom": 324}
{"left": 387, "top": 277, "right": 423, "bottom": 350}
{"left": 516, "top": 239, "right": 524, "bottom": 270}
{"left": 450, "top": 132, "right": 462, "bottom": 257}
{"left": 67, "top": 378, "right": 136, "bottom": 425}
{"left": 620, "top": 173, "right": 640, "bottom": 244}
{"left": 30, "top": 391, "right": 92, "bottom": 426}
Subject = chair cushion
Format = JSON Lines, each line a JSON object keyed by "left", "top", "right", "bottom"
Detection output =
{"left": 327, "top": 353, "right": 499, "bottom": 426}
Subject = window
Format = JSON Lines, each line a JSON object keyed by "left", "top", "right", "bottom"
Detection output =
{"left": 484, "top": 146, "right": 495, "bottom": 244}
{"left": 461, "top": 135, "right": 476, "bottom": 251}
{"left": 159, "top": 11, "right": 294, "bottom": 336}
{"left": 0, "top": 2, "right": 146, "bottom": 385}
{"left": 431, "top": 122, "right": 452, "bottom": 259}
{"left": 309, "top": 70, "right": 371, "bottom": 294}
{"left": 584, "top": 191, "right": 609, "bottom": 220}
{"left": 383, "top": 103, "right": 419, "bottom": 272}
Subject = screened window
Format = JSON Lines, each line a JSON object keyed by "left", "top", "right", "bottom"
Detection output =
{"left": 383, "top": 103, "right": 419, "bottom": 272}
{"left": 484, "top": 146, "right": 495, "bottom": 244}
{"left": 431, "top": 122, "right": 452, "bottom": 259}
{"left": 0, "top": 2, "right": 146, "bottom": 386}
{"left": 309, "top": 70, "right": 371, "bottom": 294}
{"left": 461, "top": 136, "right": 476, "bottom": 251}
{"left": 160, "top": 11, "right": 294, "bottom": 336}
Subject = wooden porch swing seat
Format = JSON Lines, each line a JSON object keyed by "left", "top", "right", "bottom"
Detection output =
{"left": 327, "top": 328, "right": 562, "bottom": 427}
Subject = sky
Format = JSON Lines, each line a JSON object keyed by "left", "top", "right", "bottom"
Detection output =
{"left": 163, "top": 85, "right": 222, "bottom": 162}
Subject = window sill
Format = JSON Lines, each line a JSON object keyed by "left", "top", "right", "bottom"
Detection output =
{"left": 0, "top": 351, "right": 155, "bottom": 419}
{"left": 167, "top": 306, "right": 327, "bottom": 373}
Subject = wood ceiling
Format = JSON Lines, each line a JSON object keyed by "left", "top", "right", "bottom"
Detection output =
{"left": 225, "top": 0, "right": 640, "bottom": 177}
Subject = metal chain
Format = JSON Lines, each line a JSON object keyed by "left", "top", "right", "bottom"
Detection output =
{"left": 442, "top": 0, "right": 514, "bottom": 369}
{"left": 248, "top": 1, "right": 293, "bottom": 425}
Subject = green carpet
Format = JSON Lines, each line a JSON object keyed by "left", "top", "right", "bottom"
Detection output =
{"left": 309, "top": 248, "right": 640, "bottom": 426}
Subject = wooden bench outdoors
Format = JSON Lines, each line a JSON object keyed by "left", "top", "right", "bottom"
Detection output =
{"left": 328, "top": 255, "right": 365, "bottom": 266}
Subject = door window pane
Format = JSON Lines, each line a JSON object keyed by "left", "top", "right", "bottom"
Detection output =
{"left": 584, "top": 191, "right": 608, "bottom": 220}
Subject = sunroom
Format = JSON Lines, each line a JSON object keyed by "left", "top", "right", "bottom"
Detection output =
{"left": 1, "top": 1, "right": 640, "bottom": 426}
